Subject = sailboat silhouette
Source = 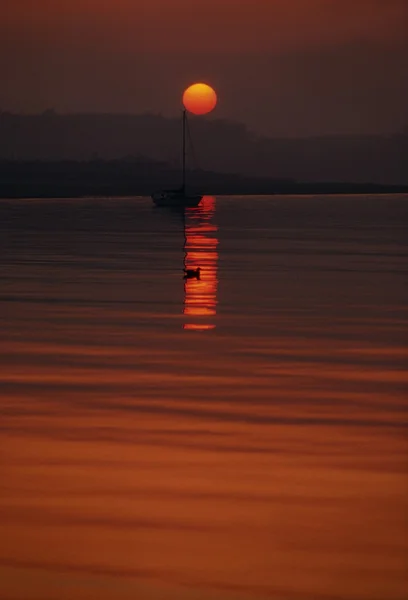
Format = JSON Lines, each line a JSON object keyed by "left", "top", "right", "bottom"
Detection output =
{"left": 152, "top": 109, "right": 203, "bottom": 208}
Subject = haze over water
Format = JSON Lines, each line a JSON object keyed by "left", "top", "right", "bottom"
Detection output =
{"left": 1, "top": 194, "right": 407, "bottom": 600}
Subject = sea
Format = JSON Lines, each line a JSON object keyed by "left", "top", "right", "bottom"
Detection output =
{"left": 1, "top": 194, "right": 407, "bottom": 600}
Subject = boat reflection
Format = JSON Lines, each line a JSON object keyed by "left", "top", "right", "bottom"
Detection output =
{"left": 183, "top": 196, "right": 218, "bottom": 330}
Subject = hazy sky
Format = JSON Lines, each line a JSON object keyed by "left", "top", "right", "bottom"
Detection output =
{"left": 1, "top": 0, "right": 408, "bottom": 136}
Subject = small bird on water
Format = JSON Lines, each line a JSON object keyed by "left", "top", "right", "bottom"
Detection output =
{"left": 184, "top": 267, "right": 201, "bottom": 280}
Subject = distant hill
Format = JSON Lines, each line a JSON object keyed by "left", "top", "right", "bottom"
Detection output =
{"left": 0, "top": 111, "right": 407, "bottom": 185}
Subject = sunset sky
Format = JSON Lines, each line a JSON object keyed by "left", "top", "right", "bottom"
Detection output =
{"left": 1, "top": 0, "right": 408, "bottom": 135}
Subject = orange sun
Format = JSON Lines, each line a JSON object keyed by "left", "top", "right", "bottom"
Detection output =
{"left": 183, "top": 83, "right": 217, "bottom": 115}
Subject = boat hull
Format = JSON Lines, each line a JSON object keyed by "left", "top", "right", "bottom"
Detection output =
{"left": 152, "top": 191, "right": 203, "bottom": 208}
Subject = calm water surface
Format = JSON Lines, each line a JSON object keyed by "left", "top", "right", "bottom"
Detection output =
{"left": 1, "top": 195, "right": 407, "bottom": 600}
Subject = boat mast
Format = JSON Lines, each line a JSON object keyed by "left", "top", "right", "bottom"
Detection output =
{"left": 182, "top": 109, "right": 186, "bottom": 191}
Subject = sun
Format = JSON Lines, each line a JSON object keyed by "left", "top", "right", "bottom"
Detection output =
{"left": 183, "top": 83, "right": 217, "bottom": 115}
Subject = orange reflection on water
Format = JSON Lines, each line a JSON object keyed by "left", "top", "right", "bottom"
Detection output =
{"left": 183, "top": 323, "right": 215, "bottom": 331}
{"left": 183, "top": 196, "right": 218, "bottom": 331}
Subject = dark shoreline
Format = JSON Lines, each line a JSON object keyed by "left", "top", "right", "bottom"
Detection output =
{"left": 1, "top": 159, "right": 407, "bottom": 198}
{"left": 1, "top": 184, "right": 407, "bottom": 200}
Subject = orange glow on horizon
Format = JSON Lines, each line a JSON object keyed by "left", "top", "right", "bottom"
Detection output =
{"left": 183, "top": 83, "right": 217, "bottom": 115}
{"left": 183, "top": 196, "right": 218, "bottom": 331}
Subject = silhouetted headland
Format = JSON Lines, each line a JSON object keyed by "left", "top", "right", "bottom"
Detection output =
{"left": 1, "top": 111, "right": 407, "bottom": 190}
{"left": 0, "top": 159, "right": 407, "bottom": 198}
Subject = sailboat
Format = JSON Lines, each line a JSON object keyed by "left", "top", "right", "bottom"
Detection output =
{"left": 151, "top": 109, "right": 203, "bottom": 208}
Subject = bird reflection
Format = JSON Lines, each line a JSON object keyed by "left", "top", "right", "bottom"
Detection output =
{"left": 183, "top": 196, "right": 218, "bottom": 331}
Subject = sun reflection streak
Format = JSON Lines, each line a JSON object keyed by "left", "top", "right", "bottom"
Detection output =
{"left": 183, "top": 196, "right": 218, "bottom": 331}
